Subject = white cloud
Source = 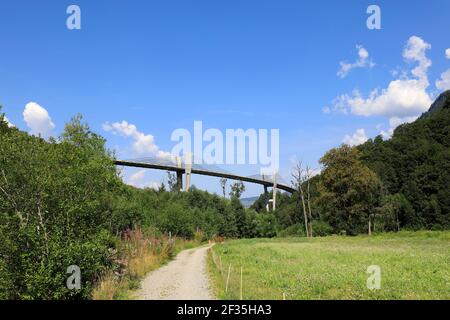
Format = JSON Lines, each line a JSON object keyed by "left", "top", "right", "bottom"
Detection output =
{"left": 342, "top": 129, "right": 368, "bottom": 146}
{"left": 310, "top": 167, "right": 322, "bottom": 177}
{"left": 337, "top": 45, "right": 375, "bottom": 78}
{"left": 331, "top": 80, "right": 431, "bottom": 117}
{"left": 126, "top": 169, "right": 161, "bottom": 189}
{"left": 103, "top": 121, "right": 159, "bottom": 155}
{"left": 103, "top": 120, "right": 172, "bottom": 158}
{"left": 379, "top": 130, "right": 391, "bottom": 140}
{"left": 329, "top": 36, "right": 433, "bottom": 119}
{"left": 389, "top": 115, "right": 418, "bottom": 128}
{"left": 3, "top": 116, "right": 14, "bottom": 127}
{"left": 435, "top": 48, "right": 450, "bottom": 91}
{"left": 378, "top": 115, "right": 418, "bottom": 139}
{"left": 23, "top": 102, "right": 55, "bottom": 138}
{"left": 436, "top": 69, "right": 450, "bottom": 91}
{"left": 403, "top": 36, "right": 432, "bottom": 82}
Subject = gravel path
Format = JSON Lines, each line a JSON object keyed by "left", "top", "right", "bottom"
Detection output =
{"left": 136, "top": 244, "right": 215, "bottom": 300}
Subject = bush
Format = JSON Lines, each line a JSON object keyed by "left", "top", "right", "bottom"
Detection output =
{"left": 254, "top": 213, "right": 277, "bottom": 238}
{"left": 311, "top": 220, "right": 333, "bottom": 236}
{"left": 0, "top": 115, "right": 120, "bottom": 299}
{"left": 158, "top": 203, "right": 195, "bottom": 238}
{"left": 277, "top": 223, "right": 306, "bottom": 237}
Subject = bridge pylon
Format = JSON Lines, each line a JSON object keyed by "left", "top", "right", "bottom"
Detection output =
{"left": 272, "top": 171, "right": 278, "bottom": 211}
{"left": 176, "top": 156, "right": 183, "bottom": 191}
{"left": 184, "top": 153, "right": 192, "bottom": 192}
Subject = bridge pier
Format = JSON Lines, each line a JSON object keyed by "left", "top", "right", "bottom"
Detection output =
{"left": 272, "top": 172, "right": 277, "bottom": 211}
{"left": 184, "top": 153, "right": 192, "bottom": 192}
{"left": 176, "top": 171, "right": 183, "bottom": 191}
{"left": 175, "top": 156, "right": 184, "bottom": 192}
{"left": 264, "top": 185, "right": 269, "bottom": 212}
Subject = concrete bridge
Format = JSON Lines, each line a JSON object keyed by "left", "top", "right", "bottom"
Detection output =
{"left": 114, "top": 157, "right": 296, "bottom": 210}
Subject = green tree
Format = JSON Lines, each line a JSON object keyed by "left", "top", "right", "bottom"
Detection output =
{"left": 0, "top": 114, "right": 119, "bottom": 299}
{"left": 358, "top": 91, "right": 450, "bottom": 229}
{"left": 231, "top": 197, "right": 247, "bottom": 237}
{"left": 220, "top": 178, "right": 227, "bottom": 198}
{"left": 317, "top": 145, "right": 382, "bottom": 235}
{"left": 229, "top": 181, "right": 245, "bottom": 199}
{"left": 167, "top": 171, "right": 181, "bottom": 192}
{"left": 377, "top": 193, "right": 416, "bottom": 232}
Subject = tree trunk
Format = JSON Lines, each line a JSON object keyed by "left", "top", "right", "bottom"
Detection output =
{"left": 308, "top": 221, "right": 313, "bottom": 238}
{"left": 299, "top": 190, "right": 309, "bottom": 238}
{"left": 306, "top": 180, "right": 313, "bottom": 237}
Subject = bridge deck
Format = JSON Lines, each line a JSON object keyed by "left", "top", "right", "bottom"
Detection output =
{"left": 114, "top": 160, "right": 296, "bottom": 193}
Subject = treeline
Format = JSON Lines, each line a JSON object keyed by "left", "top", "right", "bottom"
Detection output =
{"left": 253, "top": 91, "right": 450, "bottom": 236}
{"left": 0, "top": 112, "right": 274, "bottom": 299}
{"left": 111, "top": 185, "right": 277, "bottom": 240}
{"left": 358, "top": 92, "right": 450, "bottom": 230}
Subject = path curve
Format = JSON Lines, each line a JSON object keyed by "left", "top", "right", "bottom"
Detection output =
{"left": 136, "top": 245, "right": 215, "bottom": 300}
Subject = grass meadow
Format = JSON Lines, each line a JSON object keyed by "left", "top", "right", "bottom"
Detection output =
{"left": 208, "top": 231, "right": 450, "bottom": 300}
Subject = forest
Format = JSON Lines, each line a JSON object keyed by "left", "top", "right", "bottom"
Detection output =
{"left": 253, "top": 90, "right": 450, "bottom": 236}
{"left": 0, "top": 91, "right": 449, "bottom": 299}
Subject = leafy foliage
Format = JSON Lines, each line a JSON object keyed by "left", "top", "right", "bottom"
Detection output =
{"left": 358, "top": 92, "right": 450, "bottom": 230}
{"left": 0, "top": 111, "right": 276, "bottom": 299}
{"left": 229, "top": 181, "right": 245, "bottom": 199}
{"left": 0, "top": 113, "right": 119, "bottom": 299}
{"left": 317, "top": 145, "right": 382, "bottom": 235}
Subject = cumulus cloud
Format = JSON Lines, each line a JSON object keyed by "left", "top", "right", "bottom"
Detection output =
{"left": 3, "top": 116, "right": 14, "bottom": 127}
{"left": 378, "top": 115, "right": 418, "bottom": 139}
{"left": 390, "top": 116, "right": 418, "bottom": 129}
{"left": 328, "top": 36, "right": 433, "bottom": 121}
{"left": 337, "top": 45, "right": 375, "bottom": 78}
{"left": 436, "top": 69, "right": 450, "bottom": 91}
{"left": 103, "top": 121, "right": 159, "bottom": 154}
{"left": 343, "top": 129, "right": 368, "bottom": 146}
{"left": 435, "top": 49, "right": 450, "bottom": 91}
{"left": 403, "top": 36, "right": 432, "bottom": 82}
{"left": 331, "top": 80, "right": 431, "bottom": 117}
{"left": 103, "top": 120, "right": 171, "bottom": 158}
{"left": 126, "top": 170, "right": 161, "bottom": 189}
{"left": 23, "top": 102, "right": 55, "bottom": 138}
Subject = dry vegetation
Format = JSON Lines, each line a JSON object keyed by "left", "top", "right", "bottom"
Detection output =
{"left": 93, "top": 228, "right": 202, "bottom": 300}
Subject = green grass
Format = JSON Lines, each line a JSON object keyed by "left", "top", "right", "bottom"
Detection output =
{"left": 208, "top": 231, "right": 450, "bottom": 300}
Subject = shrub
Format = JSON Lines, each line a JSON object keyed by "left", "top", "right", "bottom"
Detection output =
{"left": 311, "top": 220, "right": 333, "bottom": 236}
{"left": 158, "top": 203, "right": 195, "bottom": 238}
{"left": 277, "top": 223, "right": 306, "bottom": 237}
{"left": 254, "top": 213, "right": 277, "bottom": 238}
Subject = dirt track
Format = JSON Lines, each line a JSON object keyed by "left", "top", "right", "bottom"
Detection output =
{"left": 136, "top": 245, "right": 215, "bottom": 300}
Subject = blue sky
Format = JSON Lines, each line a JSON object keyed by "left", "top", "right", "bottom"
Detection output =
{"left": 1, "top": 0, "right": 450, "bottom": 196}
